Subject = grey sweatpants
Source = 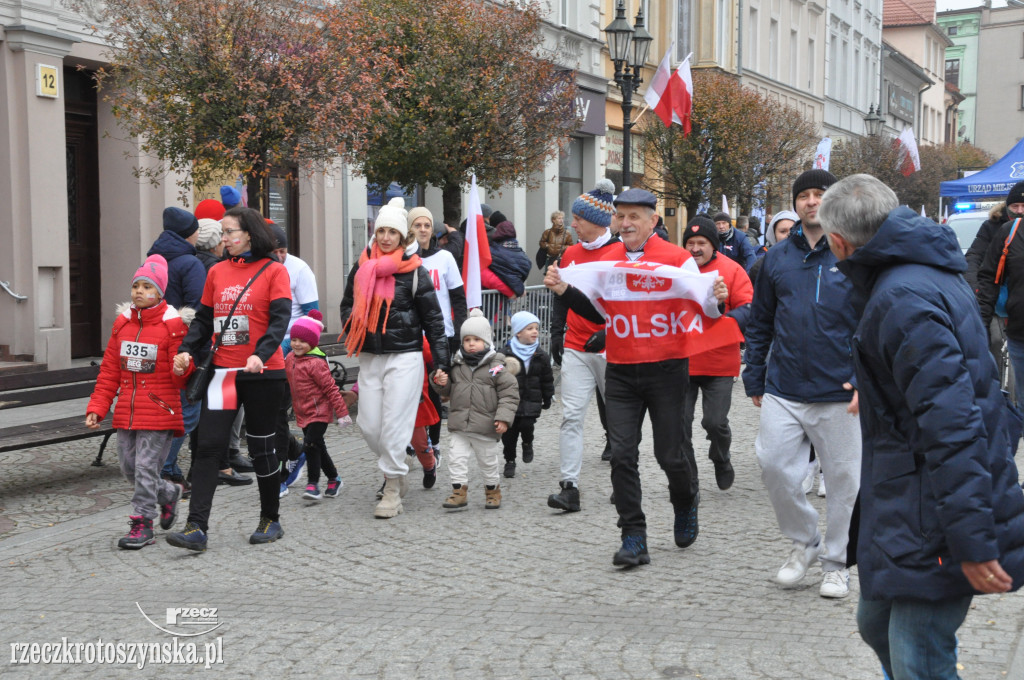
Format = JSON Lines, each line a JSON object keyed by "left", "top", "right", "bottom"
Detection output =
{"left": 755, "top": 394, "right": 861, "bottom": 572}
{"left": 117, "top": 430, "right": 178, "bottom": 521}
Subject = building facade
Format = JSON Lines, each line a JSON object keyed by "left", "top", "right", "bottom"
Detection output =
{"left": 880, "top": 40, "right": 932, "bottom": 138}
{"left": 0, "top": 0, "right": 609, "bottom": 365}
{"left": 973, "top": 4, "right": 1024, "bottom": 159}
{"left": 936, "top": 8, "right": 980, "bottom": 145}
{"left": 823, "top": 0, "right": 884, "bottom": 139}
{"left": 882, "top": 0, "right": 952, "bottom": 146}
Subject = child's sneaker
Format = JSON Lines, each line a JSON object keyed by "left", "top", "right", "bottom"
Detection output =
{"left": 503, "top": 460, "right": 516, "bottom": 478}
{"left": 442, "top": 485, "right": 468, "bottom": 509}
{"left": 118, "top": 516, "right": 155, "bottom": 549}
{"left": 485, "top": 485, "right": 502, "bottom": 509}
{"left": 165, "top": 522, "right": 207, "bottom": 552}
{"left": 375, "top": 478, "right": 386, "bottom": 501}
{"left": 324, "top": 477, "right": 343, "bottom": 498}
{"left": 422, "top": 465, "right": 436, "bottom": 489}
{"left": 284, "top": 453, "right": 306, "bottom": 487}
{"left": 279, "top": 483, "right": 289, "bottom": 498}
{"left": 521, "top": 442, "right": 534, "bottom": 463}
{"left": 303, "top": 484, "right": 322, "bottom": 501}
{"left": 159, "top": 484, "right": 183, "bottom": 530}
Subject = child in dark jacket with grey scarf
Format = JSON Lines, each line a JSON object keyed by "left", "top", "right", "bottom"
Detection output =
{"left": 500, "top": 311, "right": 554, "bottom": 478}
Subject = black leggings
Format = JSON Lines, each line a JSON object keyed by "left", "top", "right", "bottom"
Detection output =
{"left": 427, "top": 381, "right": 443, "bottom": 446}
{"left": 501, "top": 415, "right": 537, "bottom": 460}
{"left": 186, "top": 378, "right": 286, "bottom": 533}
{"left": 302, "top": 421, "right": 338, "bottom": 485}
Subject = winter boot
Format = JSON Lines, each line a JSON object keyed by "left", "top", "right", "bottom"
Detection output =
{"left": 399, "top": 474, "right": 409, "bottom": 498}
{"left": 547, "top": 481, "right": 581, "bottom": 512}
{"left": 374, "top": 477, "right": 404, "bottom": 518}
{"left": 485, "top": 485, "right": 502, "bottom": 509}
{"left": 521, "top": 442, "right": 534, "bottom": 463}
{"left": 503, "top": 460, "right": 516, "bottom": 478}
{"left": 442, "top": 484, "right": 468, "bottom": 509}
{"left": 118, "top": 516, "right": 155, "bottom": 549}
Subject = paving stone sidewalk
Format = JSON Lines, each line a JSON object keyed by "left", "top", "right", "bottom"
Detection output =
{"left": 1, "top": 381, "right": 1022, "bottom": 678}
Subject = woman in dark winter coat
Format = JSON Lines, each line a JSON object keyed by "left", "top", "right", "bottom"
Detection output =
{"left": 488, "top": 219, "right": 532, "bottom": 296}
{"left": 339, "top": 197, "right": 451, "bottom": 519}
{"left": 500, "top": 311, "right": 554, "bottom": 478}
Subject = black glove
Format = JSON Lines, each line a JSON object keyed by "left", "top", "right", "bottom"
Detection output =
{"left": 550, "top": 335, "right": 564, "bottom": 366}
{"left": 542, "top": 398, "right": 552, "bottom": 410}
{"left": 583, "top": 330, "right": 606, "bottom": 353}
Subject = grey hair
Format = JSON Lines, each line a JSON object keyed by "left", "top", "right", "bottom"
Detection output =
{"left": 818, "top": 174, "right": 899, "bottom": 248}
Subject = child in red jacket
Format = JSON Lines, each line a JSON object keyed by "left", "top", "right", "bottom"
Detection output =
{"left": 85, "top": 255, "right": 193, "bottom": 549}
{"left": 284, "top": 310, "right": 352, "bottom": 501}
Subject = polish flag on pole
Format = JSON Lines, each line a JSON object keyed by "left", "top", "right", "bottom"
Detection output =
{"left": 895, "top": 127, "right": 921, "bottom": 176}
{"left": 722, "top": 195, "right": 730, "bottom": 215}
{"left": 206, "top": 368, "right": 241, "bottom": 410}
{"left": 813, "top": 137, "right": 832, "bottom": 171}
{"left": 943, "top": 205, "right": 949, "bottom": 224}
{"left": 643, "top": 48, "right": 694, "bottom": 136}
{"left": 462, "top": 174, "right": 491, "bottom": 309}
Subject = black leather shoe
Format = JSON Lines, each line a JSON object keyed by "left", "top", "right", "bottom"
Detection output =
{"left": 228, "top": 450, "right": 255, "bottom": 472}
{"left": 714, "top": 461, "right": 735, "bottom": 490}
{"left": 218, "top": 469, "right": 253, "bottom": 486}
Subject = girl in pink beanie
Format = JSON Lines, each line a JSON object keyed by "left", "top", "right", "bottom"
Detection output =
{"left": 284, "top": 310, "right": 352, "bottom": 500}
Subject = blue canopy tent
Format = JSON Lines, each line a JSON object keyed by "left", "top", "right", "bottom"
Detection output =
{"left": 941, "top": 137, "right": 1024, "bottom": 205}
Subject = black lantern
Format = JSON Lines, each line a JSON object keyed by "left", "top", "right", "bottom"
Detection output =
{"left": 864, "top": 104, "right": 885, "bottom": 137}
{"left": 604, "top": 2, "right": 652, "bottom": 189}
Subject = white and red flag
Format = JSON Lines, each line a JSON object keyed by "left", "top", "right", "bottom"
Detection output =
{"left": 644, "top": 48, "right": 694, "bottom": 136}
{"left": 558, "top": 260, "right": 743, "bottom": 365}
{"left": 813, "top": 137, "right": 832, "bottom": 171}
{"left": 895, "top": 127, "right": 921, "bottom": 176}
{"left": 462, "top": 174, "right": 492, "bottom": 309}
{"left": 206, "top": 368, "right": 241, "bottom": 410}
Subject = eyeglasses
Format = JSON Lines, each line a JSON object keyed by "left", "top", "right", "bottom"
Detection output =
{"left": 223, "top": 228, "right": 244, "bottom": 236}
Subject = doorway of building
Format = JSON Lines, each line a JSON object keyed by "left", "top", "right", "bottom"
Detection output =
{"left": 64, "top": 67, "right": 102, "bottom": 358}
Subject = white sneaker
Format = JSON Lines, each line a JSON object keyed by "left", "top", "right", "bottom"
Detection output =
{"left": 802, "top": 460, "right": 818, "bottom": 494}
{"left": 773, "top": 542, "right": 822, "bottom": 586}
{"left": 817, "top": 471, "right": 827, "bottom": 497}
{"left": 820, "top": 568, "right": 850, "bottom": 598}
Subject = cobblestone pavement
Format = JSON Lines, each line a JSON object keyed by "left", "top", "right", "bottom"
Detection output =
{"left": 2, "top": 380, "right": 1022, "bottom": 678}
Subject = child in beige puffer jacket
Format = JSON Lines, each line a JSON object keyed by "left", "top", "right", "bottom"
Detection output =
{"left": 432, "top": 309, "right": 519, "bottom": 509}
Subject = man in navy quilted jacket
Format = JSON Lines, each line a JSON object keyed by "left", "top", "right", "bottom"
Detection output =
{"left": 820, "top": 174, "right": 1024, "bottom": 680}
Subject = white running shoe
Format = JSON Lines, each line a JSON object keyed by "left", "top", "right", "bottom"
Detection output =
{"left": 820, "top": 568, "right": 850, "bottom": 598}
{"left": 817, "top": 471, "right": 827, "bottom": 497}
{"left": 773, "top": 542, "right": 822, "bottom": 586}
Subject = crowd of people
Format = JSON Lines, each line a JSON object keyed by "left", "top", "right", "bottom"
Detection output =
{"left": 84, "top": 172, "right": 1024, "bottom": 679}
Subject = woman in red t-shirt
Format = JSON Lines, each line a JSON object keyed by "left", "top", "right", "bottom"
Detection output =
{"left": 167, "top": 207, "right": 291, "bottom": 552}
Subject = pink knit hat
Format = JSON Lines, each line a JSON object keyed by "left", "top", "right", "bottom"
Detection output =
{"left": 290, "top": 309, "right": 324, "bottom": 348}
{"left": 133, "top": 254, "right": 169, "bottom": 298}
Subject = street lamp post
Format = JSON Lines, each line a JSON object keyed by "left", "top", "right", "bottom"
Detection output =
{"left": 604, "top": 1, "right": 652, "bottom": 190}
{"left": 864, "top": 104, "right": 885, "bottom": 137}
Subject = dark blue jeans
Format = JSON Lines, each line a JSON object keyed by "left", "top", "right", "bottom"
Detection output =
{"left": 857, "top": 594, "right": 971, "bottom": 680}
{"left": 605, "top": 359, "right": 698, "bottom": 538}
{"left": 162, "top": 392, "right": 201, "bottom": 476}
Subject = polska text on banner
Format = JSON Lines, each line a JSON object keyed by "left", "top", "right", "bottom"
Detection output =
{"left": 558, "top": 260, "right": 743, "bottom": 364}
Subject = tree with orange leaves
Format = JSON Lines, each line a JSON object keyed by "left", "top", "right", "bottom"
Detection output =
{"left": 75, "top": 0, "right": 396, "bottom": 208}
{"left": 350, "top": 0, "right": 578, "bottom": 227}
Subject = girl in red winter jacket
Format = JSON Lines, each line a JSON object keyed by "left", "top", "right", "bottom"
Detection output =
{"left": 284, "top": 310, "right": 352, "bottom": 501}
{"left": 85, "top": 255, "right": 193, "bottom": 549}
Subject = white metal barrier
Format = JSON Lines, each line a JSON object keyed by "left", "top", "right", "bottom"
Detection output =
{"left": 478, "top": 285, "right": 554, "bottom": 354}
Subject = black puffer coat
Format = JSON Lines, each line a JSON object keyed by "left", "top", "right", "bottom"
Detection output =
{"left": 339, "top": 245, "right": 451, "bottom": 371}
{"left": 501, "top": 343, "right": 554, "bottom": 418}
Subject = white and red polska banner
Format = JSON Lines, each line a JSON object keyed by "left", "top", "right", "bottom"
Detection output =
{"left": 559, "top": 260, "right": 743, "bottom": 364}
{"left": 206, "top": 368, "right": 241, "bottom": 410}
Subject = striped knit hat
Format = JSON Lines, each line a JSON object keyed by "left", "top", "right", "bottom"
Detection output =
{"left": 571, "top": 179, "right": 615, "bottom": 228}
{"left": 290, "top": 310, "right": 324, "bottom": 348}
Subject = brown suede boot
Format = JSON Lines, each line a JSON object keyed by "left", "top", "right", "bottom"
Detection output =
{"left": 485, "top": 485, "right": 501, "bottom": 509}
{"left": 374, "top": 477, "right": 403, "bottom": 519}
{"left": 442, "top": 485, "right": 468, "bottom": 509}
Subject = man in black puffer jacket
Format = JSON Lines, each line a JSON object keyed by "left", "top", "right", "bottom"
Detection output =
{"left": 500, "top": 311, "right": 555, "bottom": 478}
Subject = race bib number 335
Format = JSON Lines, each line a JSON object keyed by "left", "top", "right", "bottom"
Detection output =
{"left": 119, "top": 341, "right": 158, "bottom": 373}
{"left": 215, "top": 315, "right": 250, "bottom": 346}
